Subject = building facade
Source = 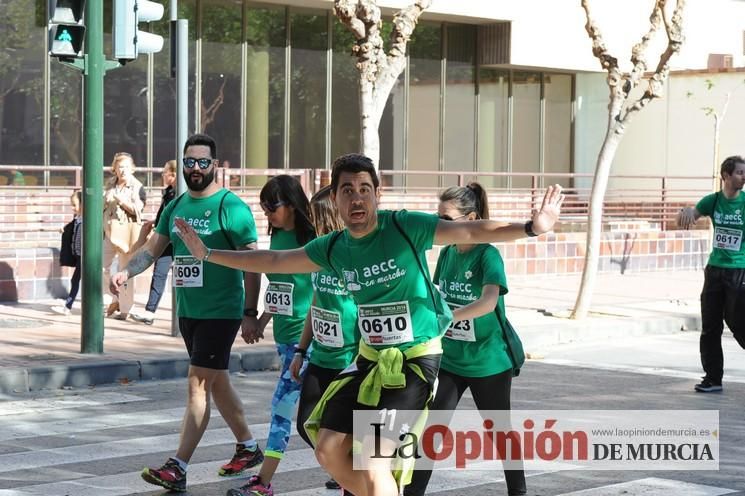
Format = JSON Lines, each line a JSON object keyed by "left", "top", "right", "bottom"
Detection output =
{"left": 0, "top": 0, "right": 744, "bottom": 188}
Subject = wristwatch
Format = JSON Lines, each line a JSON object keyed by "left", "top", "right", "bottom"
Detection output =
{"left": 243, "top": 308, "right": 258, "bottom": 317}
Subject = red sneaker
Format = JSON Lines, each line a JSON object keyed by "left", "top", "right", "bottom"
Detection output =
{"left": 141, "top": 458, "right": 186, "bottom": 492}
{"left": 218, "top": 444, "right": 265, "bottom": 476}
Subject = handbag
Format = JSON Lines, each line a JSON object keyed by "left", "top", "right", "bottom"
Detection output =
{"left": 108, "top": 220, "right": 142, "bottom": 254}
{"left": 494, "top": 304, "right": 526, "bottom": 377}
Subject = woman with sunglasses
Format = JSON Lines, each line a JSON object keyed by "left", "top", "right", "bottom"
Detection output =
{"left": 289, "top": 185, "right": 359, "bottom": 495}
{"left": 227, "top": 175, "right": 315, "bottom": 496}
{"left": 404, "top": 182, "right": 527, "bottom": 496}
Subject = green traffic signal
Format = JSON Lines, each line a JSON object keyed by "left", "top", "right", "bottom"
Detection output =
{"left": 49, "top": 24, "right": 85, "bottom": 58}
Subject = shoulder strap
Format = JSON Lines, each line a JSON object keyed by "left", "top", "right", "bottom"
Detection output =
{"left": 391, "top": 211, "right": 438, "bottom": 311}
{"left": 217, "top": 190, "right": 238, "bottom": 250}
{"left": 325, "top": 231, "right": 343, "bottom": 275}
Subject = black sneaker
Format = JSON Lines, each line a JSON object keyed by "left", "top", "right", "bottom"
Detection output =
{"left": 694, "top": 378, "right": 723, "bottom": 393}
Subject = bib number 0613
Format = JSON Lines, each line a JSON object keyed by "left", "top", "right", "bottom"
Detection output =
{"left": 361, "top": 316, "right": 407, "bottom": 334}
{"left": 265, "top": 292, "right": 290, "bottom": 306}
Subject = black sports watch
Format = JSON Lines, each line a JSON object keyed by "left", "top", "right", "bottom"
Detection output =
{"left": 243, "top": 308, "right": 259, "bottom": 317}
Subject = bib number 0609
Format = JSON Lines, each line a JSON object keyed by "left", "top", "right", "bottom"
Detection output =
{"left": 175, "top": 265, "right": 200, "bottom": 279}
{"left": 361, "top": 316, "right": 407, "bottom": 334}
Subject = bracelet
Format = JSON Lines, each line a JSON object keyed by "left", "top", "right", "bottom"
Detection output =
{"left": 294, "top": 347, "right": 307, "bottom": 358}
{"left": 203, "top": 247, "right": 212, "bottom": 261}
{"left": 524, "top": 221, "right": 539, "bottom": 237}
{"left": 243, "top": 308, "right": 258, "bottom": 317}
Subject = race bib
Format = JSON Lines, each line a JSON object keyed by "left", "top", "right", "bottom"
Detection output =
{"left": 265, "top": 282, "right": 294, "bottom": 316}
{"left": 714, "top": 226, "right": 742, "bottom": 251}
{"left": 358, "top": 301, "right": 413, "bottom": 346}
{"left": 311, "top": 306, "right": 344, "bottom": 348}
{"left": 173, "top": 256, "right": 203, "bottom": 288}
{"left": 445, "top": 303, "right": 475, "bottom": 342}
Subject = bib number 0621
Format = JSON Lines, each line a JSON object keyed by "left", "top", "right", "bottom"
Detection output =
{"left": 312, "top": 320, "right": 338, "bottom": 337}
{"left": 361, "top": 316, "right": 407, "bottom": 334}
{"left": 175, "top": 265, "right": 200, "bottom": 279}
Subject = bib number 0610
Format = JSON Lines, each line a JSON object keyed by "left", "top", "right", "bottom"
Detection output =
{"left": 361, "top": 316, "right": 407, "bottom": 334}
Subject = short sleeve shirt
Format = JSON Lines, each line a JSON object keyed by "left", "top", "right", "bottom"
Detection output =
{"left": 434, "top": 244, "right": 512, "bottom": 377}
{"left": 309, "top": 266, "right": 360, "bottom": 369}
{"left": 304, "top": 210, "right": 452, "bottom": 351}
{"left": 696, "top": 192, "right": 745, "bottom": 268}
{"left": 155, "top": 190, "right": 257, "bottom": 319}
{"left": 266, "top": 229, "right": 314, "bottom": 344}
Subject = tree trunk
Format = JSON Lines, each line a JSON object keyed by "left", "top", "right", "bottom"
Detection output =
{"left": 571, "top": 124, "right": 624, "bottom": 320}
{"left": 359, "top": 78, "right": 384, "bottom": 167}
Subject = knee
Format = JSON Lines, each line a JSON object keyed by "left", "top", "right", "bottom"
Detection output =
{"left": 314, "top": 440, "right": 338, "bottom": 470}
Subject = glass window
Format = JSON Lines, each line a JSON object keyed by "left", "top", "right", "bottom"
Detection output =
{"left": 512, "top": 71, "right": 541, "bottom": 189}
{"left": 477, "top": 68, "right": 509, "bottom": 188}
{"left": 330, "top": 22, "right": 359, "bottom": 165}
{"left": 152, "top": 0, "right": 197, "bottom": 171}
{"left": 406, "top": 22, "right": 441, "bottom": 189}
{"left": 201, "top": 0, "right": 242, "bottom": 172}
{"left": 443, "top": 24, "right": 476, "bottom": 180}
{"left": 246, "top": 4, "right": 286, "bottom": 173}
{"left": 544, "top": 73, "right": 572, "bottom": 181}
{"left": 289, "top": 9, "right": 327, "bottom": 169}
{"left": 49, "top": 63, "right": 82, "bottom": 187}
{"left": 0, "top": 0, "right": 45, "bottom": 185}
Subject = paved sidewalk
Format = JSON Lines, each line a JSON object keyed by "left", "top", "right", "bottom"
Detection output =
{"left": 0, "top": 270, "right": 705, "bottom": 394}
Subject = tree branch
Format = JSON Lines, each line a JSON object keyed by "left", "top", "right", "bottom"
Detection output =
{"left": 626, "top": 0, "right": 663, "bottom": 98}
{"left": 622, "top": 0, "right": 685, "bottom": 123}
{"left": 201, "top": 77, "right": 227, "bottom": 131}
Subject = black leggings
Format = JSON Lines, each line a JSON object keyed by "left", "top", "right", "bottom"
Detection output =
{"left": 700, "top": 265, "right": 745, "bottom": 383}
{"left": 404, "top": 368, "right": 527, "bottom": 496}
{"left": 296, "top": 363, "right": 343, "bottom": 448}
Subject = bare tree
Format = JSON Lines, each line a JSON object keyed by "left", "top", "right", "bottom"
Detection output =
{"left": 571, "top": 0, "right": 686, "bottom": 320}
{"left": 334, "top": 0, "right": 431, "bottom": 167}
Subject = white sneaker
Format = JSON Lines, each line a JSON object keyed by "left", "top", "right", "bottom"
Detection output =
{"left": 130, "top": 310, "right": 156, "bottom": 325}
{"left": 51, "top": 305, "right": 71, "bottom": 316}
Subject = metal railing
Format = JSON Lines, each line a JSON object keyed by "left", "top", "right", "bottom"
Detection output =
{"left": 0, "top": 165, "right": 715, "bottom": 234}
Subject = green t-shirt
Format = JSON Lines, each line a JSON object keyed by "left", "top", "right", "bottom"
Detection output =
{"left": 304, "top": 210, "right": 452, "bottom": 351}
{"left": 434, "top": 244, "right": 512, "bottom": 377}
{"left": 155, "top": 189, "right": 257, "bottom": 319}
{"left": 309, "top": 267, "right": 360, "bottom": 369}
{"left": 696, "top": 192, "right": 745, "bottom": 268}
{"left": 266, "top": 229, "right": 314, "bottom": 344}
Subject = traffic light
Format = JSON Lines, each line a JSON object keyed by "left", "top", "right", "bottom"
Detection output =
{"left": 113, "top": 0, "right": 164, "bottom": 62}
{"left": 48, "top": 0, "right": 86, "bottom": 59}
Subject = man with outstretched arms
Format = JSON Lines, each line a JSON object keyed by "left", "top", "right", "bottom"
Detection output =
{"left": 174, "top": 153, "right": 564, "bottom": 496}
{"left": 678, "top": 155, "right": 745, "bottom": 394}
{"left": 109, "top": 134, "right": 265, "bottom": 492}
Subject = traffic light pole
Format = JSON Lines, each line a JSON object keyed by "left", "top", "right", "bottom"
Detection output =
{"left": 80, "top": 0, "right": 105, "bottom": 353}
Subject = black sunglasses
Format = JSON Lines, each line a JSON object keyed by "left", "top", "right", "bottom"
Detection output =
{"left": 438, "top": 213, "right": 467, "bottom": 221}
{"left": 261, "top": 200, "right": 286, "bottom": 213}
{"left": 182, "top": 157, "right": 213, "bottom": 169}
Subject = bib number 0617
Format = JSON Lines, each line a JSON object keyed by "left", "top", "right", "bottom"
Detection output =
{"left": 361, "top": 316, "right": 407, "bottom": 334}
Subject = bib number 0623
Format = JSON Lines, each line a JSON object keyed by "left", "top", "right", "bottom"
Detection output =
{"left": 361, "top": 316, "right": 407, "bottom": 334}
{"left": 175, "top": 265, "right": 200, "bottom": 279}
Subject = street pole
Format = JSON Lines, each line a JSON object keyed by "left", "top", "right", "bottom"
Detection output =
{"left": 170, "top": 0, "right": 188, "bottom": 337}
{"left": 81, "top": 0, "right": 105, "bottom": 353}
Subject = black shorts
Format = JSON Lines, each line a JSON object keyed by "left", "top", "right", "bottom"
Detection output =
{"left": 179, "top": 317, "right": 241, "bottom": 370}
{"left": 320, "top": 354, "right": 440, "bottom": 439}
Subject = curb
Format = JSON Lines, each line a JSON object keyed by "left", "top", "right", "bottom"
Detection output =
{"left": 0, "top": 348, "right": 280, "bottom": 394}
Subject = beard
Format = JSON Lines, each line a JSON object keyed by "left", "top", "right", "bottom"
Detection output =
{"left": 185, "top": 169, "right": 215, "bottom": 192}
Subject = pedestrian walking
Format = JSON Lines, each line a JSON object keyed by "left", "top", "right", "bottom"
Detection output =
{"left": 678, "top": 155, "right": 745, "bottom": 393}
{"left": 109, "top": 134, "right": 264, "bottom": 492}
{"left": 130, "top": 160, "right": 177, "bottom": 325}
{"left": 103, "top": 152, "right": 146, "bottom": 320}
{"left": 225, "top": 175, "right": 315, "bottom": 496}
{"left": 404, "top": 182, "right": 526, "bottom": 496}
{"left": 290, "top": 185, "right": 359, "bottom": 494}
{"left": 173, "top": 153, "right": 563, "bottom": 496}
{"left": 52, "top": 190, "right": 83, "bottom": 316}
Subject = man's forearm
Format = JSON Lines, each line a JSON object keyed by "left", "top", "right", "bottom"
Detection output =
{"left": 124, "top": 249, "right": 155, "bottom": 279}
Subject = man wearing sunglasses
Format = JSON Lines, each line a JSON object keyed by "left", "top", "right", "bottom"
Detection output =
{"left": 110, "top": 134, "right": 264, "bottom": 492}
